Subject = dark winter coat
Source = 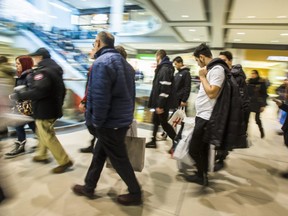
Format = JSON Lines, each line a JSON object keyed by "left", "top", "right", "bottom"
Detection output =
{"left": 172, "top": 67, "right": 191, "bottom": 107}
{"left": 204, "top": 58, "right": 246, "bottom": 150}
{"left": 148, "top": 56, "right": 175, "bottom": 109}
{"left": 85, "top": 47, "right": 135, "bottom": 129}
{"left": 15, "top": 58, "right": 66, "bottom": 119}
{"left": 247, "top": 77, "right": 268, "bottom": 112}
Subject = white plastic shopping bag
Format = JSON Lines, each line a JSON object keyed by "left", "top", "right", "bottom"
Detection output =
{"left": 173, "top": 117, "right": 195, "bottom": 167}
{"left": 168, "top": 107, "right": 186, "bottom": 128}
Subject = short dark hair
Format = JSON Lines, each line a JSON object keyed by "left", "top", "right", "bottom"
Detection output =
{"left": 219, "top": 51, "right": 233, "bottom": 61}
{"left": 98, "top": 31, "right": 115, "bottom": 47}
{"left": 115, "top": 45, "right": 127, "bottom": 59}
{"left": 0, "top": 56, "right": 8, "bottom": 63}
{"left": 172, "top": 56, "right": 183, "bottom": 63}
{"left": 156, "top": 49, "right": 167, "bottom": 59}
{"left": 193, "top": 43, "right": 212, "bottom": 58}
{"left": 251, "top": 69, "right": 259, "bottom": 76}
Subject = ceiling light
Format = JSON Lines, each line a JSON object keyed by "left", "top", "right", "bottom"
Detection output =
{"left": 267, "top": 56, "right": 288, "bottom": 61}
{"left": 193, "top": 38, "right": 200, "bottom": 41}
{"left": 280, "top": 33, "right": 288, "bottom": 36}
{"left": 189, "top": 29, "right": 196, "bottom": 32}
{"left": 271, "top": 40, "right": 279, "bottom": 43}
{"left": 247, "top": 16, "right": 256, "bottom": 18}
{"left": 181, "top": 15, "right": 189, "bottom": 18}
{"left": 49, "top": 2, "right": 72, "bottom": 12}
{"left": 237, "top": 32, "right": 245, "bottom": 35}
{"left": 233, "top": 39, "right": 242, "bottom": 42}
{"left": 277, "top": 16, "right": 287, "bottom": 18}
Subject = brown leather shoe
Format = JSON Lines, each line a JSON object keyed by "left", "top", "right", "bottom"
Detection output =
{"left": 52, "top": 161, "right": 73, "bottom": 174}
{"left": 32, "top": 156, "right": 51, "bottom": 164}
{"left": 117, "top": 193, "right": 142, "bottom": 206}
{"left": 72, "top": 184, "right": 95, "bottom": 199}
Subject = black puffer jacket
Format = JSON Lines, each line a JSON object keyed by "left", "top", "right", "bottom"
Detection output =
{"left": 148, "top": 56, "right": 175, "bottom": 109}
{"left": 15, "top": 58, "right": 66, "bottom": 119}
{"left": 204, "top": 58, "right": 246, "bottom": 149}
{"left": 172, "top": 67, "right": 191, "bottom": 107}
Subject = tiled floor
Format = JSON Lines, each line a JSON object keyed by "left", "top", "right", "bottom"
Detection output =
{"left": 1, "top": 102, "right": 288, "bottom": 216}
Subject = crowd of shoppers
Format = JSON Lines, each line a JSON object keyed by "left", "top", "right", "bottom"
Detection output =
{"left": 1, "top": 31, "right": 288, "bottom": 207}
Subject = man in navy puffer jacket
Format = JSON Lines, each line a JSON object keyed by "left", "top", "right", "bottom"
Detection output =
{"left": 72, "top": 31, "right": 142, "bottom": 206}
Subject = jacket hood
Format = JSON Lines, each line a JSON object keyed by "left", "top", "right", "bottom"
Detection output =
{"left": 159, "top": 56, "right": 173, "bottom": 67}
{"left": 207, "top": 58, "right": 229, "bottom": 72}
{"left": 231, "top": 64, "right": 246, "bottom": 79}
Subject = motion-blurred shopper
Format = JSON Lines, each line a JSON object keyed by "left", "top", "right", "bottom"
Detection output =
{"left": 0, "top": 56, "right": 15, "bottom": 138}
{"left": 145, "top": 49, "right": 176, "bottom": 149}
{"left": 214, "top": 51, "right": 249, "bottom": 171}
{"left": 9, "top": 48, "right": 73, "bottom": 174}
{"left": 247, "top": 70, "right": 268, "bottom": 138}
{"left": 72, "top": 31, "right": 142, "bottom": 206}
{"left": 186, "top": 43, "right": 225, "bottom": 186}
{"left": 5, "top": 56, "right": 36, "bottom": 158}
{"left": 272, "top": 98, "right": 288, "bottom": 179}
{"left": 168, "top": 56, "right": 191, "bottom": 152}
{"left": 78, "top": 46, "right": 98, "bottom": 153}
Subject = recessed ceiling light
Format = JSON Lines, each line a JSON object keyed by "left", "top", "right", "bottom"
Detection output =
{"left": 280, "top": 33, "right": 288, "bottom": 36}
{"left": 247, "top": 16, "right": 256, "bottom": 18}
{"left": 189, "top": 29, "right": 196, "bottom": 32}
{"left": 181, "top": 15, "right": 189, "bottom": 18}
{"left": 277, "top": 16, "right": 287, "bottom": 18}
{"left": 233, "top": 39, "right": 242, "bottom": 42}
{"left": 193, "top": 38, "right": 200, "bottom": 41}
{"left": 271, "top": 40, "right": 279, "bottom": 43}
{"left": 237, "top": 32, "right": 245, "bottom": 35}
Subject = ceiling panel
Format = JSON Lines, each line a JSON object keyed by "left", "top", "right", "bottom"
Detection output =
{"left": 176, "top": 26, "right": 209, "bottom": 42}
{"left": 227, "top": 29, "right": 288, "bottom": 44}
{"left": 229, "top": 0, "right": 288, "bottom": 23}
{"left": 152, "top": 0, "right": 206, "bottom": 21}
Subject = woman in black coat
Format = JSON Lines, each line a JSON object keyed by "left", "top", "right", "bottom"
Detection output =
{"left": 247, "top": 70, "right": 268, "bottom": 138}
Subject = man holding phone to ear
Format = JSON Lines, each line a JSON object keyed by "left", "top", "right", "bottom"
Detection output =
{"left": 273, "top": 98, "right": 288, "bottom": 179}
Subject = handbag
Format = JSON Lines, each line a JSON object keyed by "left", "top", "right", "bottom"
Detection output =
{"left": 106, "top": 120, "right": 146, "bottom": 172}
{"left": 168, "top": 107, "right": 186, "bottom": 128}
{"left": 15, "top": 100, "right": 33, "bottom": 116}
{"left": 106, "top": 136, "right": 146, "bottom": 172}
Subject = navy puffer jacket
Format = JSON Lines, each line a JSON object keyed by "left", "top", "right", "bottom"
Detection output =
{"left": 85, "top": 47, "right": 135, "bottom": 129}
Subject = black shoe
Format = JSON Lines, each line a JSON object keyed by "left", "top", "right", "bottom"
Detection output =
{"left": 145, "top": 140, "right": 157, "bottom": 148}
{"left": 214, "top": 160, "right": 225, "bottom": 172}
{"left": 117, "top": 193, "right": 142, "bottom": 206}
{"left": 280, "top": 172, "right": 288, "bottom": 179}
{"left": 5, "top": 140, "right": 26, "bottom": 158}
{"left": 72, "top": 184, "right": 95, "bottom": 199}
{"left": 185, "top": 173, "right": 209, "bottom": 186}
{"left": 79, "top": 146, "right": 93, "bottom": 153}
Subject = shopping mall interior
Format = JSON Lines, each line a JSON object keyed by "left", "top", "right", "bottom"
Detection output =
{"left": 0, "top": 0, "right": 288, "bottom": 215}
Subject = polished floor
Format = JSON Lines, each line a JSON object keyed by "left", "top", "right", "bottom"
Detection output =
{"left": 0, "top": 102, "right": 288, "bottom": 216}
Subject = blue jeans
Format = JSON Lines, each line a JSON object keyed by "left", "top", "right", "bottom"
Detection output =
{"left": 15, "top": 121, "right": 36, "bottom": 142}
